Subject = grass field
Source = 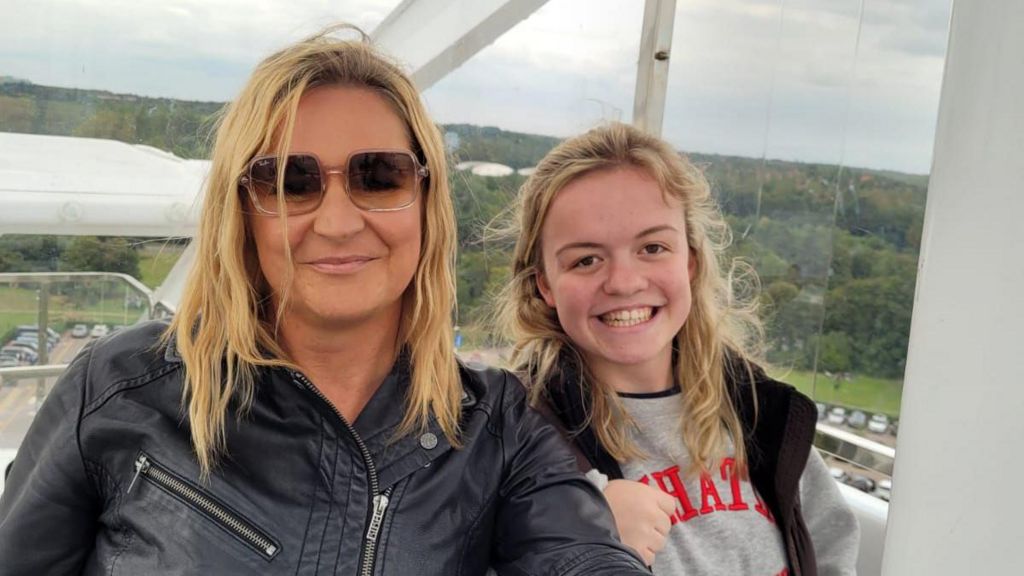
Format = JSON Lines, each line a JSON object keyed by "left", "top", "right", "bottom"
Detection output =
{"left": 769, "top": 368, "right": 903, "bottom": 417}
{"left": 137, "top": 244, "right": 186, "bottom": 289}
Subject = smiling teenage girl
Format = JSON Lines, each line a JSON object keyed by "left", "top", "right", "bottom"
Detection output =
{"left": 498, "top": 123, "right": 859, "bottom": 575}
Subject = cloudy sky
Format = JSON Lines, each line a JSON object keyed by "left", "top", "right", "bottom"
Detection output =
{"left": 1, "top": 0, "right": 952, "bottom": 174}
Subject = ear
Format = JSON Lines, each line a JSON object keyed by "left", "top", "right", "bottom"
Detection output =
{"left": 536, "top": 271, "right": 557, "bottom": 308}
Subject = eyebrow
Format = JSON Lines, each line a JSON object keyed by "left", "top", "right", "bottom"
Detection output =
{"left": 552, "top": 225, "right": 680, "bottom": 258}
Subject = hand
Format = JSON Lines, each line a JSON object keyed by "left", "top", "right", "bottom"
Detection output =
{"left": 603, "top": 479, "right": 676, "bottom": 566}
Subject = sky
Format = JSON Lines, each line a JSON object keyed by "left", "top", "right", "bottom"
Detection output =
{"left": 0, "top": 0, "right": 952, "bottom": 174}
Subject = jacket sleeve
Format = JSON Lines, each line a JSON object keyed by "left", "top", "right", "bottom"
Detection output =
{"left": 800, "top": 448, "right": 860, "bottom": 576}
{"left": 0, "top": 347, "right": 101, "bottom": 575}
{"left": 490, "top": 374, "right": 650, "bottom": 576}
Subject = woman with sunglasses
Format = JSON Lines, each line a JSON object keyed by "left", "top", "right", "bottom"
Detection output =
{"left": 0, "top": 26, "right": 647, "bottom": 576}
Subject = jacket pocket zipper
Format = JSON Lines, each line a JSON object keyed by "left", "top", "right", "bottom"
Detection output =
{"left": 127, "top": 452, "right": 280, "bottom": 560}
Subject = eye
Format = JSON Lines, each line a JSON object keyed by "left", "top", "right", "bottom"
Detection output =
{"left": 642, "top": 243, "right": 668, "bottom": 255}
{"left": 573, "top": 255, "right": 599, "bottom": 269}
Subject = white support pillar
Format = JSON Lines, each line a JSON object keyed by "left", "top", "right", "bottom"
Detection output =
{"left": 632, "top": 0, "right": 676, "bottom": 136}
{"left": 882, "top": 2, "right": 1024, "bottom": 574}
{"left": 371, "top": 0, "right": 550, "bottom": 90}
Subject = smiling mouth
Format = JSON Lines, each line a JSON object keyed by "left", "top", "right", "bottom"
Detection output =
{"left": 598, "top": 306, "right": 657, "bottom": 327}
{"left": 306, "top": 257, "right": 375, "bottom": 273}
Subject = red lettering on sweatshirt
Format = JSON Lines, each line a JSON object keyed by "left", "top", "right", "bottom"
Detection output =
{"left": 698, "top": 473, "right": 728, "bottom": 514}
{"left": 650, "top": 466, "right": 699, "bottom": 523}
{"left": 720, "top": 458, "right": 750, "bottom": 511}
{"left": 632, "top": 460, "right": 777, "bottom": 526}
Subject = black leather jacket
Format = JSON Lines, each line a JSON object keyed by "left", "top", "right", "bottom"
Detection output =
{"left": 0, "top": 322, "right": 647, "bottom": 575}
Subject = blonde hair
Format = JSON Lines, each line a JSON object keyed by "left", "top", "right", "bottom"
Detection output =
{"left": 496, "top": 122, "right": 763, "bottom": 475}
{"left": 168, "top": 25, "right": 460, "bottom": 476}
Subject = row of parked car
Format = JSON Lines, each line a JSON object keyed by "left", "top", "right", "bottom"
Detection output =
{"left": 70, "top": 323, "right": 115, "bottom": 339}
{"left": 1, "top": 323, "right": 125, "bottom": 369}
{"left": 828, "top": 465, "right": 893, "bottom": 501}
{"left": 817, "top": 403, "right": 898, "bottom": 436}
{"left": 0, "top": 325, "right": 61, "bottom": 368}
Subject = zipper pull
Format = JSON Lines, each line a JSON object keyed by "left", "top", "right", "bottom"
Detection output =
{"left": 365, "top": 493, "right": 391, "bottom": 543}
{"left": 126, "top": 454, "right": 150, "bottom": 495}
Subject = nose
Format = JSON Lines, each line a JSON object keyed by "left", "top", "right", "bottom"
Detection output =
{"left": 603, "top": 257, "right": 647, "bottom": 296}
{"left": 311, "top": 173, "right": 365, "bottom": 239}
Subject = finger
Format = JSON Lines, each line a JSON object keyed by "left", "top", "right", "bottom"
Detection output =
{"left": 649, "top": 533, "right": 668, "bottom": 553}
{"left": 652, "top": 513, "right": 672, "bottom": 536}
{"left": 655, "top": 493, "right": 678, "bottom": 515}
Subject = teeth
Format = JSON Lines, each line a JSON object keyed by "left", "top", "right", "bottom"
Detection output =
{"left": 600, "top": 307, "right": 653, "bottom": 327}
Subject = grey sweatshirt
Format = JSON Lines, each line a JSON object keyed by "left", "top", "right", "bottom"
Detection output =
{"left": 587, "top": 390, "right": 859, "bottom": 576}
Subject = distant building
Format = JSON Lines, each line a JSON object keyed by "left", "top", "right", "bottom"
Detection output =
{"left": 455, "top": 161, "right": 515, "bottom": 177}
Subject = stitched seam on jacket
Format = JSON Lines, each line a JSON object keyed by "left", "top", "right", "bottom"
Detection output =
{"left": 81, "top": 361, "right": 182, "bottom": 419}
{"left": 105, "top": 463, "right": 133, "bottom": 576}
{"left": 456, "top": 484, "right": 501, "bottom": 575}
{"left": 294, "top": 411, "right": 326, "bottom": 576}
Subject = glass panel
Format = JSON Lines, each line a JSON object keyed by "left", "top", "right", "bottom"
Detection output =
{"left": 664, "top": 0, "right": 952, "bottom": 489}
{"left": 421, "top": 0, "right": 645, "bottom": 351}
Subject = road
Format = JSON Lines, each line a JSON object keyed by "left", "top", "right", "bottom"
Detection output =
{"left": 0, "top": 333, "right": 90, "bottom": 492}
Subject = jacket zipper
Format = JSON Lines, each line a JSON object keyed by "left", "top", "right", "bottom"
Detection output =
{"left": 290, "top": 371, "right": 393, "bottom": 576}
{"left": 126, "top": 452, "right": 279, "bottom": 559}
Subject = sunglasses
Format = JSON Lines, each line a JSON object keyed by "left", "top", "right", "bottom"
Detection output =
{"left": 239, "top": 149, "right": 428, "bottom": 215}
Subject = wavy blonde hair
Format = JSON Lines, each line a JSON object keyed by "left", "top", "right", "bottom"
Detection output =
{"left": 167, "top": 25, "right": 460, "bottom": 476}
{"left": 496, "top": 122, "right": 763, "bottom": 475}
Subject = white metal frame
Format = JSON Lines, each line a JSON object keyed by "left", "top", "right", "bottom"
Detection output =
{"left": 632, "top": 0, "right": 677, "bottom": 136}
{"left": 371, "top": 0, "right": 551, "bottom": 90}
{"left": 881, "top": 1, "right": 1024, "bottom": 573}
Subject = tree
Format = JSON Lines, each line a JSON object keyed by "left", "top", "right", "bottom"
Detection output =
{"left": 63, "top": 237, "right": 140, "bottom": 278}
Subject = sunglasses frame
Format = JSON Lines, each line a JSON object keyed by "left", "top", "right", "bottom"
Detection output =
{"left": 239, "top": 148, "right": 429, "bottom": 215}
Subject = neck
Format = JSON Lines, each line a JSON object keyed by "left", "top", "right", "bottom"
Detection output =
{"left": 277, "top": 309, "right": 402, "bottom": 423}
{"left": 586, "top": 349, "right": 674, "bottom": 395}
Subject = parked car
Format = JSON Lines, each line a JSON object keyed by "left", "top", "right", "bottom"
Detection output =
{"left": 868, "top": 413, "right": 891, "bottom": 434}
{"left": 14, "top": 325, "right": 59, "bottom": 342}
{"left": 846, "top": 474, "right": 876, "bottom": 493}
{"left": 875, "top": 478, "right": 892, "bottom": 501}
{"left": 1, "top": 347, "right": 36, "bottom": 364}
{"left": 828, "top": 467, "right": 848, "bottom": 484}
{"left": 90, "top": 324, "right": 110, "bottom": 338}
{"left": 71, "top": 324, "right": 89, "bottom": 338}
{"left": 847, "top": 410, "right": 868, "bottom": 429}
{"left": 6, "top": 340, "right": 38, "bottom": 353}
{"left": 0, "top": 358, "right": 19, "bottom": 369}
{"left": 816, "top": 402, "right": 826, "bottom": 421}
{"left": 826, "top": 406, "right": 847, "bottom": 425}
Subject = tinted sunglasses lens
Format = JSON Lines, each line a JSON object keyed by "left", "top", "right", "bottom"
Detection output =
{"left": 347, "top": 152, "right": 419, "bottom": 209}
{"left": 248, "top": 155, "right": 322, "bottom": 213}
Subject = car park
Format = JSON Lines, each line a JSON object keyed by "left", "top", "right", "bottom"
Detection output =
{"left": 816, "top": 402, "right": 826, "bottom": 421}
{"left": 847, "top": 410, "right": 868, "bottom": 429}
{"left": 868, "top": 413, "right": 890, "bottom": 434}
{"left": 71, "top": 324, "right": 89, "bottom": 338}
{"left": 827, "top": 406, "right": 847, "bottom": 425}
{"left": 90, "top": 324, "right": 110, "bottom": 338}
